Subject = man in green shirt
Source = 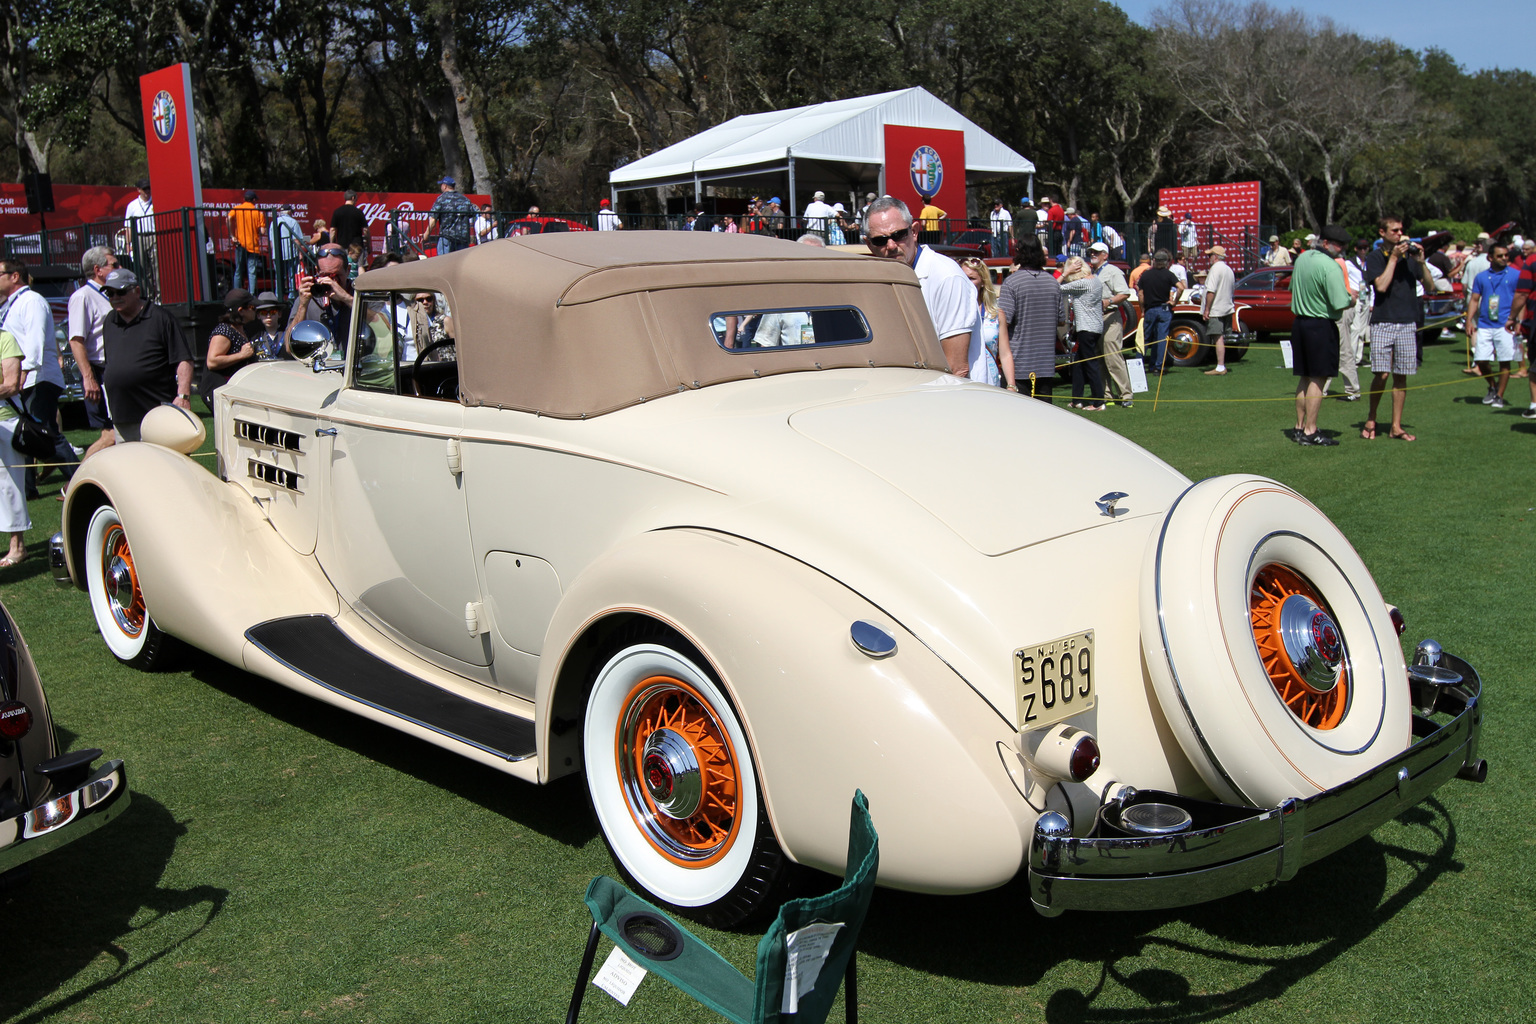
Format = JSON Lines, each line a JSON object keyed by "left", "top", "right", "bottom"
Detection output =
{"left": 1288, "top": 225, "right": 1355, "bottom": 445}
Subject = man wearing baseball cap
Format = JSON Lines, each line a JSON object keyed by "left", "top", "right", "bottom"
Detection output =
{"left": 425, "top": 175, "right": 477, "bottom": 255}
{"left": 1288, "top": 225, "right": 1354, "bottom": 445}
{"left": 596, "top": 198, "right": 622, "bottom": 231}
{"left": 227, "top": 189, "right": 265, "bottom": 293}
{"left": 1201, "top": 245, "right": 1236, "bottom": 375}
{"left": 99, "top": 267, "right": 194, "bottom": 442}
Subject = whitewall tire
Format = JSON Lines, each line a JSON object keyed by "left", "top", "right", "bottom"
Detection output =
{"left": 584, "top": 634, "right": 787, "bottom": 926}
{"left": 1140, "top": 476, "right": 1411, "bottom": 807}
{"left": 85, "top": 505, "right": 173, "bottom": 668}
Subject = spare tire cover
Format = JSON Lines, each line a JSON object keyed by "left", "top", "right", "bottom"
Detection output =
{"left": 1139, "top": 475, "right": 1411, "bottom": 807}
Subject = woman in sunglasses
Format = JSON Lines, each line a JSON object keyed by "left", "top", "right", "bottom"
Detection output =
{"left": 961, "top": 258, "right": 1015, "bottom": 389}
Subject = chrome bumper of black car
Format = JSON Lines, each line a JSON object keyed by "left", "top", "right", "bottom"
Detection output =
{"left": 0, "top": 760, "right": 129, "bottom": 873}
{"left": 1028, "top": 652, "right": 1484, "bottom": 915}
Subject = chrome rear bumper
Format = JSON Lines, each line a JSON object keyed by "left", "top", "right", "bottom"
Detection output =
{"left": 1028, "top": 652, "right": 1484, "bottom": 915}
{"left": 0, "top": 760, "right": 130, "bottom": 873}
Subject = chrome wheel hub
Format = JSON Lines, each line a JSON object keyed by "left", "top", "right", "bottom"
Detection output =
{"left": 641, "top": 728, "right": 702, "bottom": 820}
{"left": 1278, "top": 594, "right": 1343, "bottom": 692}
{"left": 106, "top": 557, "right": 134, "bottom": 610}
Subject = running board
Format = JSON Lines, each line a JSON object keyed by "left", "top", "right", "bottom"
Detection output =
{"left": 246, "top": 615, "right": 536, "bottom": 761}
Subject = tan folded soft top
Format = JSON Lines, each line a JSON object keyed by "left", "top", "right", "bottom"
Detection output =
{"left": 353, "top": 232, "right": 945, "bottom": 418}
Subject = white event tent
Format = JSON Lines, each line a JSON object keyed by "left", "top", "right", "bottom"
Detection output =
{"left": 608, "top": 87, "right": 1034, "bottom": 215}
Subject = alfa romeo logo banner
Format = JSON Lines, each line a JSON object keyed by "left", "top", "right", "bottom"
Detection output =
{"left": 883, "top": 125, "right": 966, "bottom": 226}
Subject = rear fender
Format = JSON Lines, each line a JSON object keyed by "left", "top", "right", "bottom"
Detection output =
{"left": 62, "top": 444, "right": 340, "bottom": 666}
{"left": 539, "top": 527, "right": 1030, "bottom": 893}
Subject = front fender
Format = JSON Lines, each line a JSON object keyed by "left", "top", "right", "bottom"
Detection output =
{"left": 540, "top": 527, "right": 1032, "bottom": 894}
{"left": 63, "top": 444, "right": 340, "bottom": 666}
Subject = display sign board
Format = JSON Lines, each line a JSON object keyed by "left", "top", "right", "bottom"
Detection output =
{"left": 882, "top": 125, "right": 967, "bottom": 227}
{"left": 1158, "top": 181, "right": 1263, "bottom": 271}
{"left": 139, "top": 63, "right": 207, "bottom": 302}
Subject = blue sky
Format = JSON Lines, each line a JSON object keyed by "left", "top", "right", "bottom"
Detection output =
{"left": 1112, "top": 0, "right": 1529, "bottom": 73}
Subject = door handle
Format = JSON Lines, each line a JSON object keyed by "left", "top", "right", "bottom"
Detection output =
{"left": 314, "top": 427, "right": 337, "bottom": 437}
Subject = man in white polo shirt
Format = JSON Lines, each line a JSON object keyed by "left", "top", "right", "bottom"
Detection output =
{"left": 862, "top": 196, "right": 977, "bottom": 377}
{"left": 68, "top": 246, "right": 121, "bottom": 459}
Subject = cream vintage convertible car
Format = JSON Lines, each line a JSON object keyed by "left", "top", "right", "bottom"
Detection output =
{"left": 55, "top": 233, "right": 1484, "bottom": 926}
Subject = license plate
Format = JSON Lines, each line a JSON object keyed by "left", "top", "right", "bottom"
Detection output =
{"left": 1014, "top": 631, "right": 1096, "bottom": 730}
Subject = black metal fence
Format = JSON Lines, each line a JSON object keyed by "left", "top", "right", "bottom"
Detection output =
{"left": 2, "top": 208, "right": 1283, "bottom": 299}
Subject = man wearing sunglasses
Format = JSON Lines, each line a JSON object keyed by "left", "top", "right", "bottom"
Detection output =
{"left": 286, "top": 244, "right": 355, "bottom": 355}
{"left": 67, "top": 247, "right": 122, "bottom": 459}
{"left": 99, "top": 267, "right": 194, "bottom": 443}
{"left": 863, "top": 197, "right": 976, "bottom": 377}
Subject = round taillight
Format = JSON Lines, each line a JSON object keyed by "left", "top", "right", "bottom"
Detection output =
{"left": 1069, "top": 734, "right": 1101, "bottom": 782}
{"left": 1388, "top": 605, "right": 1406, "bottom": 636}
{"left": 0, "top": 700, "right": 32, "bottom": 740}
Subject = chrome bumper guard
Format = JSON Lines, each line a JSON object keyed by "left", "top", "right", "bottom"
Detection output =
{"left": 1028, "top": 653, "right": 1484, "bottom": 915}
{"left": 0, "top": 760, "right": 130, "bottom": 873}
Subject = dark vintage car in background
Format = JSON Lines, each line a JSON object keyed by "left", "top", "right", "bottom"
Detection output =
{"left": 0, "top": 598, "right": 129, "bottom": 879}
{"left": 1232, "top": 267, "right": 1298, "bottom": 341}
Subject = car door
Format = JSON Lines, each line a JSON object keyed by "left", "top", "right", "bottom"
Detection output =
{"left": 316, "top": 290, "right": 491, "bottom": 668}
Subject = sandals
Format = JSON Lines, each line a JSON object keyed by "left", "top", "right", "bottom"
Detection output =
{"left": 0, "top": 551, "right": 25, "bottom": 568}
{"left": 1360, "top": 421, "right": 1376, "bottom": 440}
{"left": 1389, "top": 430, "right": 1417, "bottom": 441}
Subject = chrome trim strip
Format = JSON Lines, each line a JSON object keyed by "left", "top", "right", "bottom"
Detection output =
{"left": 0, "top": 761, "right": 130, "bottom": 873}
{"left": 1027, "top": 652, "right": 1484, "bottom": 915}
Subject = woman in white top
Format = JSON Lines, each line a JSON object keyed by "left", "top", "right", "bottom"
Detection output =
{"left": 961, "top": 258, "right": 1015, "bottom": 388}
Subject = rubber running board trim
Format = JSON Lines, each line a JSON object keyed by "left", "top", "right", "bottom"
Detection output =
{"left": 246, "top": 615, "right": 536, "bottom": 761}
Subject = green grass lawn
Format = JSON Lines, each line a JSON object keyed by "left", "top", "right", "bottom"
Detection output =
{"left": 2, "top": 337, "right": 1532, "bottom": 1023}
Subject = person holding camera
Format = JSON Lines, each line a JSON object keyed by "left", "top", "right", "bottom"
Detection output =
{"left": 1362, "top": 217, "right": 1434, "bottom": 441}
{"left": 284, "top": 244, "right": 354, "bottom": 358}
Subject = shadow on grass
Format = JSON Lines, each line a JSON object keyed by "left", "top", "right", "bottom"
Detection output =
{"left": 858, "top": 799, "right": 1460, "bottom": 1022}
{"left": 183, "top": 649, "right": 597, "bottom": 850}
{"left": 0, "top": 792, "right": 227, "bottom": 1023}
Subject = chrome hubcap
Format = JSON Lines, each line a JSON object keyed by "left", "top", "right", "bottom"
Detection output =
{"left": 1278, "top": 594, "right": 1343, "bottom": 692}
{"left": 641, "top": 728, "right": 702, "bottom": 820}
{"left": 106, "top": 557, "right": 133, "bottom": 609}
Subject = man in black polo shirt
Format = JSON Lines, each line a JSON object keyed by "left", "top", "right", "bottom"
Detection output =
{"left": 100, "top": 268, "right": 194, "bottom": 442}
{"left": 1137, "top": 249, "right": 1180, "bottom": 374}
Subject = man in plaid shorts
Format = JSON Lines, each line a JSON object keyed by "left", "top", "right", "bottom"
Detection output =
{"left": 1362, "top": 217, "right": 1433, "bottom": 441}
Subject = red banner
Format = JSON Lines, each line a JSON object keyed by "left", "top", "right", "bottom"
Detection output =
{"left": 882, "top": 125, "right": 966, "bottom": 229}
{"left": 1158, "top": 181, "right": 1263, "bottom": 271}
{"left": 139, "top": 63, "right": 206, "bottom": 302}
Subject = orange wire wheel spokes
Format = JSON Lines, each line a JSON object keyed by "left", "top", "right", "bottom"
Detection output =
{"left": 100, "top": 525, "right": 146, "bottom": 639}
{"left": 617, "top": 676, "right": 742, "bottom": 866}
{"left": 1250, "top": 564, "right": 1350, "bottom": 729}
